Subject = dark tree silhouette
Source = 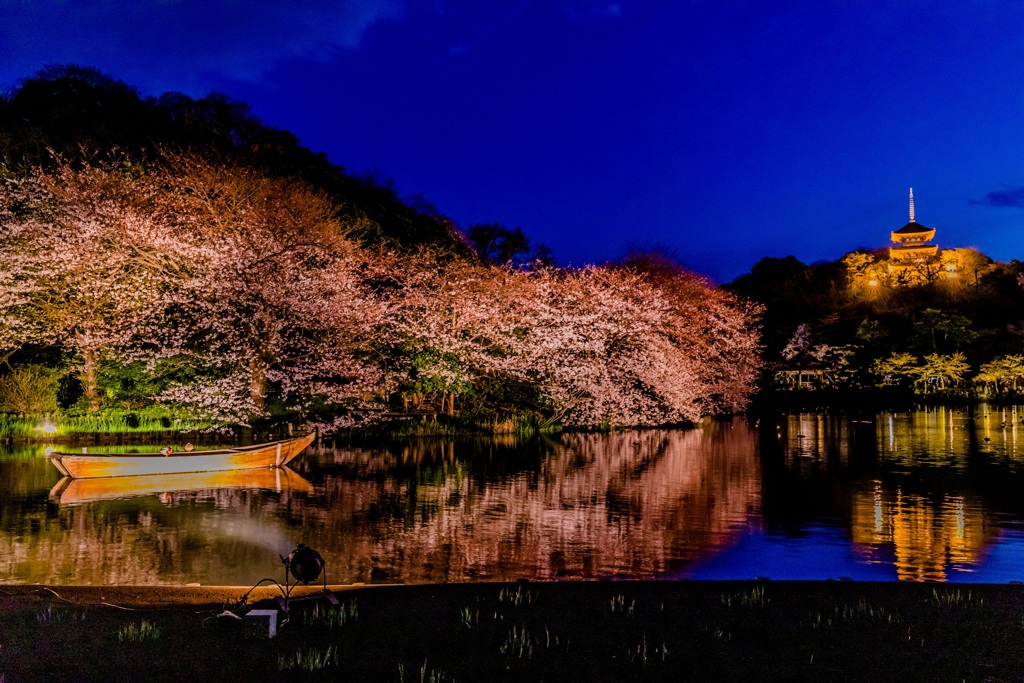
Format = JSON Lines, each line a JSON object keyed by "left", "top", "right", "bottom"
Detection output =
{"left": 466, "top": 222, "right": 552, "bottom": 267}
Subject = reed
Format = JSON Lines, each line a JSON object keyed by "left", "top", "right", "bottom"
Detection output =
{"left": 36, "top": 606, "right": 86, "bottom": 625}
{"left": 0, "top": 415, "right": 40, "bottom": 439}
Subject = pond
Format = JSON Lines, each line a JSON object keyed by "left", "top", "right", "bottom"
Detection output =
{"left": 4, "top": 405, "right": 1024, "bottom": 585}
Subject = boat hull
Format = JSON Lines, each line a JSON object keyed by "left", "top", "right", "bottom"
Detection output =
{"left": 49, "top": 433, "right": 316, "bottom": 479}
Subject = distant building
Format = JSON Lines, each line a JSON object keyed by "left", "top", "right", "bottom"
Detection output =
{"left": 887, "top": 188, "right": 945, "bottom": 285}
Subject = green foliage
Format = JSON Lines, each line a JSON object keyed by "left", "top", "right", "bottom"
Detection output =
{"left": 871, "top": 353, "right": 919, "bottom": 384}
{"left": 409, "top": 349, "right": 472, "bottom": 397}
{"left": 98, "top": 361, "right": 164, "bottom": 410}
{"left": 911, "top": 309, "right": 977, "bottom": 355}
{"left": 0, "top": 415, "right": 40, "bottom": 439}
{"left": 0, "top": 364, "right": 61, "bottom": 414}
{"left": 0, "top": 406, "right": 214, "bottom": 437}
{"left": 58, "top": 407, "right": 213, "bottom": 435}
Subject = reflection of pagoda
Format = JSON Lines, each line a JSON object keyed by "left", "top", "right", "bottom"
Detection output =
{"left": 850, "top": 482, "right": 993, "bottom": 581}
{"left": 888, "top": 188, "right": 941, "bottom": 284}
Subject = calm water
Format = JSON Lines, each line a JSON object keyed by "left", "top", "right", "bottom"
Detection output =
{"left": 5, "top": 405, "right": 1024, "bottom": 585}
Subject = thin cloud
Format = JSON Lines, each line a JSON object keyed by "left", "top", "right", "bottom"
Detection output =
{"left": 970, "top": 187, "right": 1024, "bottom": 209}
{"left": 0, "top": 0, "right": 404, "bottom": 95}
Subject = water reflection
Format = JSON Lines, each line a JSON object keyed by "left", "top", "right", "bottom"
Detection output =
{"left": 766, "top": 405, "right": 1015, "bottom": 582}
{"left": 4, "top": 407, "right": 1024, "bottom": 584}
{"left": 49, "top": 467, "right": 313, "bottom": 506}
{"left": 849, "top": 483, "right": 992, "bottom": 581}
{"left": 0, "top": 423, "right": 760, "bottom": 585}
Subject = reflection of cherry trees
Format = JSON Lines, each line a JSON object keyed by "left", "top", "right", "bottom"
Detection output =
{"left": 0, "top": 424, "right": 761, "bottom": 584}
{"left": 298, "top": 424, "right": 761, "bottom": 583}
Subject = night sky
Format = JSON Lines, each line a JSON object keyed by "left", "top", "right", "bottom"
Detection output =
{"left": 2, "top": 1, "right": 1022, "bottom": 282}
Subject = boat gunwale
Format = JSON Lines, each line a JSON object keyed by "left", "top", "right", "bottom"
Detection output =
{"left": 52, "top": 435, "right": 310, "bottom": 459}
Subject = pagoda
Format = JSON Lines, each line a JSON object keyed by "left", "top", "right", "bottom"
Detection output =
{"left": 888, "top": 188, "right": 940, "bottom": 284}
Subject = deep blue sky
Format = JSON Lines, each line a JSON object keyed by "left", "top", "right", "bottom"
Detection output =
{"left": 2, "top": 1, "right": 1022, "bottom": 282}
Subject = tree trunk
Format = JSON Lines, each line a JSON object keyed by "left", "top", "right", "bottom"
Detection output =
{"left": 82, "top": 346, "right": 100, "bottom": 413}
{"left": 249, "top": 357, "right": 267, "bottom": 413}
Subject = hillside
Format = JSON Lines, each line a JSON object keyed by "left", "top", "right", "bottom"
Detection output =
{"left": 0, "top": 65, "right": 468, "bottom": 255}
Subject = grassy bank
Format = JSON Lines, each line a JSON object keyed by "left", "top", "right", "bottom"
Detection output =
{"left": 1, "top": 581, "right": 1021, "bottom": 681}
{"left": 0, "top": 407, "right": 216, "bottom": 442}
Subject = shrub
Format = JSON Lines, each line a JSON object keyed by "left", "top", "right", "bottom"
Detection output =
{"left": 0, "top": 365, "right": 61, "bottom": 415}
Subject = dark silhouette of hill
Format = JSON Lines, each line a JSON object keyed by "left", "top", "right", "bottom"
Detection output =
{"left": 0, "top": 65, "right": 469, "bottom": 254}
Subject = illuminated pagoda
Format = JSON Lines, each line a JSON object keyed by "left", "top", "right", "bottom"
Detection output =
{"left": 887, "top": 188, "right": 942, "bottom": 284}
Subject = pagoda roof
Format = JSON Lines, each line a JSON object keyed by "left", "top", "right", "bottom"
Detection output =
{"left": 892, "top": 221, "right": 933, "bottom": 235}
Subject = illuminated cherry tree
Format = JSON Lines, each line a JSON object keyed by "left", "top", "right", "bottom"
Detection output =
{"left": 145, "top": 155, "right": 386, "bottom": 422}
{"left": 378, "top": 252, "right": 529, "bottom": 415}
{"left": 506, "top": 261, "right": 763, "bottom": 427}
{"left": 0, "top": 162, "right": 178, "bottom": 410}
{"left": 0, "top": 156, "right": 764, "bottom": 429}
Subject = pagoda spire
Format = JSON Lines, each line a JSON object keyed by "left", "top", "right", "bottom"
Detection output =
{"left": 909, "top": 188, "right": 915, "bottom": 223}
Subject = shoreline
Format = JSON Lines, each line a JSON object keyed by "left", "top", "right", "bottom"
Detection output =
{"left": 2, "top": 580, "right": 1023, "bottom": 681}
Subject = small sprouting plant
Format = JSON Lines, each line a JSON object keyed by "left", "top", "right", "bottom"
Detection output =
{"left": 609, "top": 593, "right": 636, "bottom": 615}
{"left": 500, "top": 625, "right": 534, "bottom": 659}
{"left": 633, "top": 635, "right": 648, "bottom": 665}
{"left": 37, "top": 606, "right": 86, "bottom": 625}
{"left": 931, "top": 588, "right": 983, "bottom": 608}
{"left": 498, "top": 585, "right": 532, "bottom": 606}
{"left": 303, "top": 600, "right": 358, "bottom": 628}
{"left": 397, "top": 659, "right": 453, "bottom": 683}
{"left": 118, "top": 620, "right": 160, "bottom": 642}
{"left": 721, "top": 585, "right": 768, "bottom": 609}
{"left": 459, "top": 606, "right": 479, "bottom": 628}
{"left": 707, "top": 625, "right": 731, "bottom": 642}
{"left": 278, "top": 646, "right": 336, "bottom": 672}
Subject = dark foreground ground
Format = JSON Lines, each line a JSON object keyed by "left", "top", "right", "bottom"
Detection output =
{"left": 1, "top": 581, "right": 1023, "bottom": 682}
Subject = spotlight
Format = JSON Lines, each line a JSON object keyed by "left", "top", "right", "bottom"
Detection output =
{"left": 284, "top": 544, "right": 324, "bottom": 584}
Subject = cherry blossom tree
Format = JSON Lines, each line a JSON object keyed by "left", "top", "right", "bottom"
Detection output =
{"left": 144, "top": 154, "right": 386, "bottom": 422}
{"left": 621, "top": 253, "right": 763, "bottom": 413}
{"left": 377, "top": 251, "right": 532, "bottom": 416}
{"left": 0, "top": 161, "right": 178, "bottom": 411}
{"left": 0, "top": 173, "right": 46, "bottom": 365}
{"left": 1, "top": 156, "right": 764, "bottom": 429}
{"left": 504, "top": 264, "right": 760, "bottom": 428}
